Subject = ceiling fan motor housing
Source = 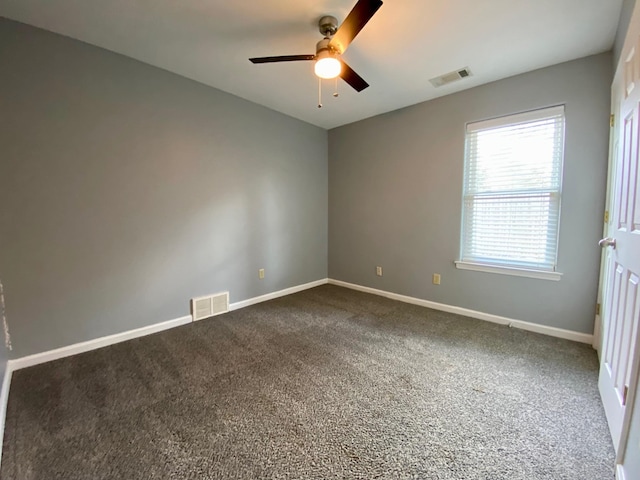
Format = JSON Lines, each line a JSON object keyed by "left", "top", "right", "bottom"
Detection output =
{"left": 318, "top": 16, "right": 338, "bottom": 37}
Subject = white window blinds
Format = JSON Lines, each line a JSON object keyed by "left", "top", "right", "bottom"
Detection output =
{"left": 460, "top": 106, "right": 565, "bottom": 271}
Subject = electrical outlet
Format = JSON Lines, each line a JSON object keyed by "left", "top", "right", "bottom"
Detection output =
{"left": 432, "top": 273, "right": 441, "bottom": 285}
{"left": 376, "top": 266, "right": 383, "bottom": 277}
{"left": 259, "top": 268, "right": 265, "bottom": 279}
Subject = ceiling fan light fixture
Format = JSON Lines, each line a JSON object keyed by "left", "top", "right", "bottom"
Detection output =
{"left": 314, "top": 51, "right": 341, "bottom": 79}
{"left": 249, "top": 0, "right": 383, "bottom": 93}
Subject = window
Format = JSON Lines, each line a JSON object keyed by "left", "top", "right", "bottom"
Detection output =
{"left": 456, "top": 106, "right": 565, "bottom": 281}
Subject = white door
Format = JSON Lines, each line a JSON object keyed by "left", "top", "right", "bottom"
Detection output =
{"left": 599, "top": 21, "right": 640, "bottom": 453}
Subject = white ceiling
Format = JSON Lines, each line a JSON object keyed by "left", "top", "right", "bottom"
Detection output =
{"left": 0, "top": 0, "right": 624, "bottom": 129}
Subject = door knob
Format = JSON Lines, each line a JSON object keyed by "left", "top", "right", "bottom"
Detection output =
{"left": 599, "top": 237, "right": 616, "bottom": 249}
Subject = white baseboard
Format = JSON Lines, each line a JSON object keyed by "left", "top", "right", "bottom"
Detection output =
{"left": 616, "top": 464, "right": 626, "bottom": 480}
{"left": 229, "top": 278, "right": 328, "bottom": 311}
{"left": 8, "top": 278, "right": 330, "bottom": 372}
{"left": 0, "top": 276, "right": 593, "bottom": 468}
{"left": 0, "top": 278, "right": 329, "bottom": 467}
{"left": 4, "top": 276, "right": 592, "bottom": 372}
{"left": 9, "top": 315, "right": 193, "bottom": 372}
{"left": 328, "top": 279, "right": 593, "bottom": 344}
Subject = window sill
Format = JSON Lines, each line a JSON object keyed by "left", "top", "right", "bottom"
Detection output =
{"left": 454, "top": 261, "right": 562, "bottom": 281}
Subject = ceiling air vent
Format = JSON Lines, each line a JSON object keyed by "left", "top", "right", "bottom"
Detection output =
{"left": 429, "top": 67, "right": 472, "bottom": 88}
{"left": 191, "top": 292, "right": 229, "bottom": 321}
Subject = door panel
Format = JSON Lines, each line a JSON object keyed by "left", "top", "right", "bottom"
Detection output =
{"left": 617, "top": 111, "right": 632, "bottom": 230}
{"left": 599, "top": 28, "right": 640, "bottom": 454}
{"left": 614, "top": 273, "right": 637, "bottom": 397}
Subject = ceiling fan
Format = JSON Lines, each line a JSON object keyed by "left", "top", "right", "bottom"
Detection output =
{"left": 249, "top": 0, "right": 383, "bottom": 94}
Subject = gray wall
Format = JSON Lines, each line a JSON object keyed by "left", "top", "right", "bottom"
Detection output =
{"left": 0, "top": 18, "right": 328, "bottom": 358}
{"left": 329, "top": 53, "right": 612, "bottom": 334}
{"left": 614, "top": 0, "right": 637, "bottom": 65}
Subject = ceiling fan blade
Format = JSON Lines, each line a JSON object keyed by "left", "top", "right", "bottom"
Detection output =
{"left": 340, "top": 60, "right": 369, "bottom": 92}
{"left": 249, "top": 55, "right": 315, "bottom": 64}
{"left": 329, "top": 0, "right": 383, "bottom": 54}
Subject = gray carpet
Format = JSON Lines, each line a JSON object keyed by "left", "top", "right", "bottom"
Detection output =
{"left": 1, "top": 285, "right": 614, "bottom": 479}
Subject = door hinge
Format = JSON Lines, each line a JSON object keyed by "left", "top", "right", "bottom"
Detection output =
{"left": 604, "top": 210, "right": 609, "bottom": 223}
{"left": 610, "top": 114, "right": 615, "bottom": 127}
{"left": 596, "top": 303, "right": 601, "bottom": 315}
{"left": 623, "top": 385, "right": 629, "bottom": 406}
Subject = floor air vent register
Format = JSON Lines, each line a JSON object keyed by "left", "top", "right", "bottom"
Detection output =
{"left": 191, "top": 292, "right": 229, "bottom": 321}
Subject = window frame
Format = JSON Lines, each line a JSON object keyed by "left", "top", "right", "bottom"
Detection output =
{"left": 455, "top": 105, "right": 566, "bottom": 282}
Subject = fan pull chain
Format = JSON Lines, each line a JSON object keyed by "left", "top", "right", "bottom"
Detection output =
{"left": 333, "top": 77, "right": 339, "bottom": 98}
{"left": 318, "top": 78, "right": 323, "bottom": 108}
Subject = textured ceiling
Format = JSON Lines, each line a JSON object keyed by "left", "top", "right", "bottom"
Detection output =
{"left": 0, "top": 0, "right": 624, "bottom": 129}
